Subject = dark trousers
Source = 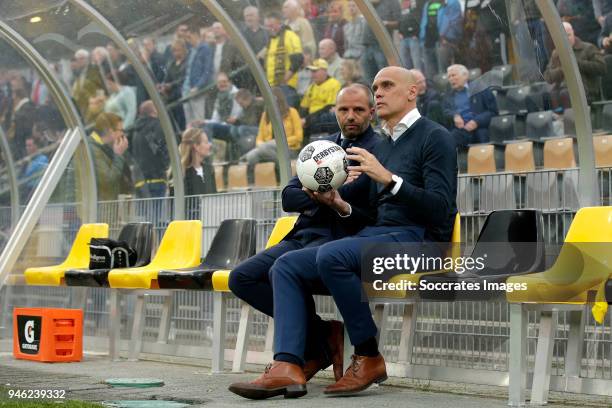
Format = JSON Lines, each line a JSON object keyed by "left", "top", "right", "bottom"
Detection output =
{"left": 228, "top": 233, "right": 331, "bottom": 360}
{"left": 452, "top": 127, "right": 489, "bottom": 148}
{"left": 272, "top": 226, "right": 425, "bottom": 361}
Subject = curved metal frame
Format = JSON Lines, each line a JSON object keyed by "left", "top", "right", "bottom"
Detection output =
{"left": 203, "top": 1, "right": 292, "bottom": 185}
{"left": 536, "top": 0, "right": 597, "bottom": 207}
{"left": 354, "top": 0, "right": 401, "bottom": 67}
{"left": 69, "top": 0, "right": 185, "bottom": 219}
{"left": 0, "top": 126, "right": 19, "bottom": 230}
{"left": 0, "top": 19, "right": 98, "bottom": 221}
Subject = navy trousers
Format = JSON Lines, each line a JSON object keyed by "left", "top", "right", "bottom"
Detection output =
{"left": 228, "top": 233, "right": 330, "bottom": 360}
{"left": 272, "top": 226, "right": 426, "bottom": 362}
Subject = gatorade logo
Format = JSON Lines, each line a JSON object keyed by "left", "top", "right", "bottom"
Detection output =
{"left": 24, "top": 320, "right": 35, "bottom": 343}
{"left": 17, "top": 315, "right": 41, "bottom": 354}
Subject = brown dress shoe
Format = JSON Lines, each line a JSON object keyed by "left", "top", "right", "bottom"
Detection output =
{"left": 303, "top": 320, "right": 344, "bottom": 381}
{"left": 324, "top": 354, "right": 387, "bottom": 395}
{"left": 228, "top": 361, "right": 307, "bottom": 400}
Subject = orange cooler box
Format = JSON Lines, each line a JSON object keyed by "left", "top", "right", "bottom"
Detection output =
{"left": 13, "top": 308, "right": 83, "bottom": 362}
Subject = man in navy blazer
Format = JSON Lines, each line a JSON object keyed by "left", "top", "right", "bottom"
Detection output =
{"left": 443, "top": 64, "right": 498, "bottom": 147}
{"left": 228, "top": 83, "right": 380, "bottom": 386}
{"left": 229, "top": 67, "right": 457, "bottom": 400}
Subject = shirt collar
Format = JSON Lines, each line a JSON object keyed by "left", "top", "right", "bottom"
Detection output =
{"left": 382, "top": 108, "right": 421, "bottom": 141}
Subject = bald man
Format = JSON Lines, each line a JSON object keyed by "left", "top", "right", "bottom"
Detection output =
{"left": 229, "top": 68, "right": 457, "bottom": 399}
{"left": 544, "top": 21, "right": 606, "bottom": 106}
{"left": 318, "top": 38, "right": 345, "bottom": 84}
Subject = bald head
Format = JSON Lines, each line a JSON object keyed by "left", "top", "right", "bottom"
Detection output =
{"left": 409, "top": 69, "right": 427, "bottom": 95}
{"left": 139, "top": 100, "right": 157, "bottom": 117}
{"left": 283, "top": 0, "right": 301, "bottom": 19}
{"left": 319, "top": 38, "right": 337, "bottom": 60}
{"left": 372, "top": 67, "right": 418, "bottom": 127}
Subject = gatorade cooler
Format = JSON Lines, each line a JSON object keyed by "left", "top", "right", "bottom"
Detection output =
{"left": 13, "top": 308, "right": 83, "bottom": 362}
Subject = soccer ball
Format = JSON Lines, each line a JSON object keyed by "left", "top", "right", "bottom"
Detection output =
{"left": 296, "top": 140, "right": 348, "bottom": 193}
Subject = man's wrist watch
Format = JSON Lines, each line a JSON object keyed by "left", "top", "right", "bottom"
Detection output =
{"left": 387, "top": 174, "right": 400, "bottom": 190}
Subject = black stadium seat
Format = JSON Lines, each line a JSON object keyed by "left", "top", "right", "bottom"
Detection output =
{"left": 489, "top": 115, "right": 518, "bottom": 143}
{"left": 506, "top": 86, "right": 529, "bottom": 115}
{"left": 65, "top": 222, "right": 153, "bottom": 287}
{"left": 492, "top": 64, "right": 514, "bottom": 86}
{"left": 157, "top": 219, "right": 257, "bottom": 290}
{"left": 419, "top": 210, "right": 545, "bottom": 301}
{"left": 526, "top": 110, "right": 555, "bottom": 140}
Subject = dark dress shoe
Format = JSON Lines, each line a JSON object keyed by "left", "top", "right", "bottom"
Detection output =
{"left": 228, "top": 361, "right": 307, "bottom": 400}
{"left": 303, "top": 320, "right": 344, "bottom": 381}
{"left": 324, "top": 354, "right": 387, "bottom": 395}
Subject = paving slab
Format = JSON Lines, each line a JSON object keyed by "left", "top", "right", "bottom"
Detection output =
{"left": 0, "top": 345, "right": 611, "bottom": 407}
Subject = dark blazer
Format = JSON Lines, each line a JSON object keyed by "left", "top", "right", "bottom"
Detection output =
{"left": 442, "top": 85, "right": 498, "bottom": 133}
{"left": 184, "top": 162, "right": 217, "bottom": 196}
{"left": 281, "top": 126, "right": 381, "bottom": 241}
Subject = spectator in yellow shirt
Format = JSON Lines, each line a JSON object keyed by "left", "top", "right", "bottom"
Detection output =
{"left": 264, "top": 11, "right": 303, "bottom": 108}
{"left": 243, "top": 87, "right": 303, "bottom": 183}
{"left": 299, "top": 59, "right": 341, "bottom": 141}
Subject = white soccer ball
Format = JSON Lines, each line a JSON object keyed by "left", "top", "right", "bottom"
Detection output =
{"left": 296, "top": 140, "right": 348, "bottom": 193}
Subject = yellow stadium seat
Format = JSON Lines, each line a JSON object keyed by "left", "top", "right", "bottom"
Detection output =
{"left": 264, "top": 216, "right": 298, "bottom": 248}
{"left": 505, "top": 141, "right": 535, "bottom": 172}
{"left": 24, "top": 223, "right": 109, "bottom": 286}
{"left": 543, "top": 137, "right": 576, "bottom": 169}
{"left": 212, "top": 216, "right": 298, "bottom": 292}
{"left": 214, "top": 164, "right": 225, "bottom": 191}
{"left": 593, "top": 134, "right": 612, "bottom": 168}
{"left": 467, "top": 145, "right": 496, "bottom": 175}
{"left": 506, "top": 206, "right": 612, "bottom": 304}
{"left": 366, "top": 213, "right": 461, "bottom": 299}
{"left": 108, "top": 220, "right": 202, "bottom": 289}
{"left": 228, "top": 164, "right": 248, "bottom": 190}
{"left": 254, "top": 162, "right": 278, "bottom": 188}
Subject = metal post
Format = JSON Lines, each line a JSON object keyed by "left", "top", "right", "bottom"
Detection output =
{"left": 536, "top": 0, "right": 597, "bottom": 207}
{"left": 68, "top": 0, "right": 185, "bottom": 220}
{"left": 565, "top": 309, "right": 585, "bottom": 378}
{"left": 203, "top": 1, "right": 292, "bottom": 186}
{"left": 398, "top": 303, "right": 418, "bottom": 363}
{"left": 128, "top": 291, "right": 146, "bottom": 361}
{"left": 232, "top": 301, "right": 253, "bottom": 373}
{"left": 508, "top": 303, "right": 528, "bottom": 407}
{"left": 212, "top": 291, "right": 227, "bottom": 373}
{"left": 264, "top": 317, "right": 274, "bottom": 352}
{"left": 530, "top": 310, "right": 558, "bottom": 405}
{"left": 373, "top": 303, "right": 389, "bottom": 353}
{"left": 0, "top": 20, "right": 97, "bottom": 222}
{"left": 0, "top": 129, "right": 81, "bottom": 288}
{"left": 108, "top": 288, "right": 121, "bottom": 361}
{"left": 156, "top": 292, "right": 173, "bottom": 344}
{"left": 354, "top": 0, "right": 401, "bottom": 66}
{"left": 0, "top": 126, "right": 19, "bottom": 231}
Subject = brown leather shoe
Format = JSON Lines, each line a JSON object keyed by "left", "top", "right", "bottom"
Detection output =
{"left": 324, "top": 354, "right": 387, "bottom": 395}
{"left": 303, "top": 320, "right": 344, "bottom": 381}
{"left": 228, "top": 361, "right": 307, "bottom": 400}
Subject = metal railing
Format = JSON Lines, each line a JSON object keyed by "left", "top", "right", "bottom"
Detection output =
{"left": 1, "top": 172, "right": 611, "bottom": 394}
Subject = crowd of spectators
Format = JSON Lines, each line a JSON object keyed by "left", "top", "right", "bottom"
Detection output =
{"left": 1, "top": 0, "right": 612, "bottom": 205}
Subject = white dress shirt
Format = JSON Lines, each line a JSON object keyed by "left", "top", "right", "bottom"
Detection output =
{"left": 380, "top": 108, "right": 422, "bottom": 194}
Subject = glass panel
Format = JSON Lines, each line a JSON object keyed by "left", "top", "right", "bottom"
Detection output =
{"left": 0, "top": 36, "right": 68, "bottom": 216}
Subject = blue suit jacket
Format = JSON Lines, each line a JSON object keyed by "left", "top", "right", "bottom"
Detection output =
{"left": 281, "top": 126, "right": 381, "bottom": 241}
{"left": 442, "top": 86, "right": 498, "bottom": 131}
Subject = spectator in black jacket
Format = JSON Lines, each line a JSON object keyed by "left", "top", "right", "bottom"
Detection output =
{"left": 399, "top": 0, "right": 424, "bottom": 70}
{"left": 411, "top": 69, "right": 444, "bottom": 125}
{"left": 178, "top": 127, "right": 216, "bottom": 196}
{"left": 130, "top": 101, "right": 169, "bottom": 198}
